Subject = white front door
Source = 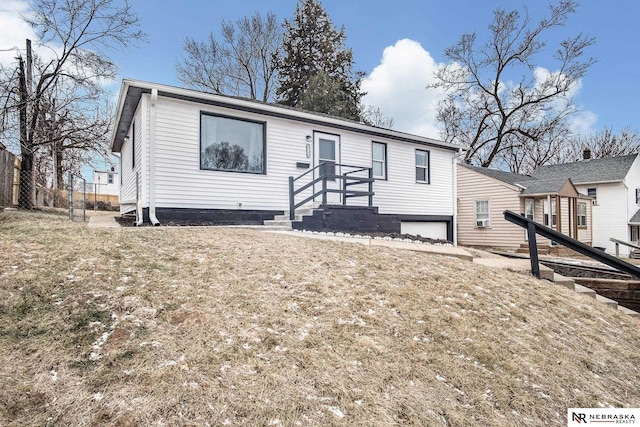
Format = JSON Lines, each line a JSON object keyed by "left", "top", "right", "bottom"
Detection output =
{"left": 314, "top": 132, "right": 341, "bottom": 205}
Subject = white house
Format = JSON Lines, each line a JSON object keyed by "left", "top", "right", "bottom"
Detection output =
{"left": 109, "top": 79, "right": 462, "bottom": 241}
{"left": 92, "top": 169, "right": 120, "bottom": 196}
{"left": 532, "top": 153, "right": 640, "bottom": 256}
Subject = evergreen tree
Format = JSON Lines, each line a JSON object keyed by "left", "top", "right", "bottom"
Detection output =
{"left": 275, "top": 0, "right": 363, "bottom": 120}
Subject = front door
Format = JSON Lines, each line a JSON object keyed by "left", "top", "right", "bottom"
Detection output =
{"left": 314, "top": 132, "right": 341, "bottom": 204}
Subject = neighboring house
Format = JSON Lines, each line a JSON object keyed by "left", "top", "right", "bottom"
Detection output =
{"left": 457, "top": 164, "right": 593, "bottom": 251}
{"left": 531, "top": 153, "right": 640, "bottom": 256}
{"left": 109, "top": 79, "right": 462, "bottom": 240}
{"left": 91, "top": 169, "right": 120, "bottom": 196}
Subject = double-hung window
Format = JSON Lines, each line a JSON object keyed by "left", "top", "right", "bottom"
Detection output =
{"left": 200, "top": 113, "right": 266, "bottom": 174}
{"left": 372, "top": 142, "right": 386, "bottom": 179}
{"left": 525, "top": 199, "right": 534, "bottom": 221}
{"left": 415, "top": 149, "right": 430, "bottom": 183}
{"left": 543, "top": 199, "right": 557, "bottom": 226}
{"left": 476, "top": 200, "right": 489, "bottom": 227}
{"left": 577, "top": 203, "right": 587, "bottom": 227}
{"left": 587, "top": 187, "right": 597, "bottom": 205}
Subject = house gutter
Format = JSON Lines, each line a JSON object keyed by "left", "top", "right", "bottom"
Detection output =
{"left": 148, "top": 88, "right": 160, "bottom": 226}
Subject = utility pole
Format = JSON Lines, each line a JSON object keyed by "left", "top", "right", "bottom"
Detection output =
{"left": 26, "top": 39, "right": 32, "bottom": 98}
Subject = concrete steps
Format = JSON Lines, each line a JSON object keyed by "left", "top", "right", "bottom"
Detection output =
{"left": 262, "top": 207, "right": 320, "bottom": 230}
{"left": 475, "top": 255, "right": 640, "bottom": 317}
{"left": 549, "top": 272, "right": 640, "bottom": 316}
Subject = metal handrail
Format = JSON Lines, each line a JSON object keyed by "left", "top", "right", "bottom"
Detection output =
{"left": 610, "top": 237, "right": 640, "bottom": 257}
{"left": 504, "top": 210, "right": 640, "bottom": 279}
{"left": 289, "top": 163, "right": 374, "bottom": 220}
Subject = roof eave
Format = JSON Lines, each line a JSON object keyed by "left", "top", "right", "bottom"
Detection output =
{"left": 109, "top": 79, "right": 464, "bottom": 154}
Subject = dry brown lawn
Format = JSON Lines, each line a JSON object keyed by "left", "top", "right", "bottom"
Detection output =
{"left": 1, "top": 210, "right": 639, "bottom": 426}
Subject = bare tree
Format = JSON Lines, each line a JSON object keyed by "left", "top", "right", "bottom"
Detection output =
{"left": 553, "top": 127, "right": 640, "bottom": 163}
{"left": 431, "top": 0, "right": 595, "bottom": 171}
{"left": 360, "top": 105, "right": 394, "bottom": 129}
{"left": 176, "top": 11, "right": 281, "bottom": 102}
{"left": 0, "top": 0, "right": 144, "bottom": 208}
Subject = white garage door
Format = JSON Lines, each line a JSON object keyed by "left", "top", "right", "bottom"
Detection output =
{"left": 401, "top": 222, "right": 447, "bottom": 240}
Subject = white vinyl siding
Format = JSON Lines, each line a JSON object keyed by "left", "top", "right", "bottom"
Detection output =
{"left": 144, "top": 95, "right": 456, "bottom": 217}
{"left": 576, "top": 182, "right": 626, "bottom": 254}
{"left": 119, "top": 101, "right": 145, "bottom": 213}
{"left": 366, "top": 143, "right": 455, "bottom": 216}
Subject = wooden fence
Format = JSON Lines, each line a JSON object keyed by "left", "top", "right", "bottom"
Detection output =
{"left": 0, "top": 150, "right": 18, "bottom": 207}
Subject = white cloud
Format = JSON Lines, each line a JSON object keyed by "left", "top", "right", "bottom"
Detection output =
{"left": 0, "top": 0, "right": 37, "bottom": 67}
{"left": 361, "top": 39, "right": 447, "bottom": 138}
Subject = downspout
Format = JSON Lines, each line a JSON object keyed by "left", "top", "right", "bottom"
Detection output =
{"left": 451, "top": 148, "right": 464, "bottom": 246}
{"left": 149, "top": 88, "right": 160, "bottom": 226}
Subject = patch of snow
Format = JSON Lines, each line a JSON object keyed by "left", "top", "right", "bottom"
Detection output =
{"left": 327, "top": 406, "right": 345, "bottom": 419}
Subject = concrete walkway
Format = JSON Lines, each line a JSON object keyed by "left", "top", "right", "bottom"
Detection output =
{"left": 87, "top": 214, "right": 121, "bottom": 228}
{"left": 264, "top": 230, "right": 474, "bottom": 261}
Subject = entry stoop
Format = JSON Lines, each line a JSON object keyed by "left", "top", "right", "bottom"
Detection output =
{"left": 263, "top": 207, "right": 319, "bottom": 231}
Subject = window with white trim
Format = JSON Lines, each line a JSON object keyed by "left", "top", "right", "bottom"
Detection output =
{"left": 415, "top": 149, "right": 430, "bottom": 183}
{"left": 543, "top": 199, "right": 557, "bottom": 226}
{"left": 587, "top": 187, "right": 597, "bottom": 205}
{"left": 525, "top": 199, "right": 534, "bottom": 221}
{"left": 475, "top": 200, "right": 489, "bottom": 227}
{"left": 577, "top": 202, "right": 587, "bottom": 227}
{"left": 372, "top": 142, "right": 386, "bottom": 179}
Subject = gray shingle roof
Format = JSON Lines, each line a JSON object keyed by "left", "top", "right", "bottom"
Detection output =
{"left": 531, "top": 154, "right": 638, "bottom": 183}
{"left": 631, "top": 209, "right": 640, "bottom": 224}
{"left": 519, "top": 179, "right": 573, "bottom": 195}
{"left": 460, "top": 164, "right": 536, "bottom": 187}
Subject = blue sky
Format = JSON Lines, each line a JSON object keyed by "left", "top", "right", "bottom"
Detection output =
{"left": 104, "top": 0, "right": 640, "bottom": 137}
{"left": 1, "top": 0, "right": 640, "bottom": 175}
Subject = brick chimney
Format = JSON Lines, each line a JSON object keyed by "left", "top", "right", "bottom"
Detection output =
{"left": 583, "top": 148, "right": 591, "bottom": 160}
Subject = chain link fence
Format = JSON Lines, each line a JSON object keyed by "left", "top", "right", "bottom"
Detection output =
{"left": 66, "top": 172, "right": 87, "bottom": 221}
{"left": 1, "top": 150, "right": 92, "bottom": 221}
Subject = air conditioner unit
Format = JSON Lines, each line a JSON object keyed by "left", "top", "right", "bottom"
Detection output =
{"left": 476, "top": 219, "right": 489, "bottom": 228}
